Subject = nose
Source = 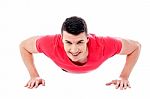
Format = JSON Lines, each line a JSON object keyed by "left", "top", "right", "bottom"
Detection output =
{"left": 70, "top": 45, "right": 79, "bottom": 54}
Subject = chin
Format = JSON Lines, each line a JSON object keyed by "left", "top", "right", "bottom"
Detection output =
{"left": 70, "top": 56, "right": 80, "bottom": 62}
{"left": 71, "top": 58, "right": 79, "bottom": 62}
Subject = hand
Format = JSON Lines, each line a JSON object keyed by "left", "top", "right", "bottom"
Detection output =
{"left": 25, "top": 77, "right": 45, "bottom": 89}
{"left": 105, "top": 78, "right": 131, "bottom": 90}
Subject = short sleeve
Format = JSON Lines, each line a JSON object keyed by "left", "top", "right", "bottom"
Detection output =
{"left": 36, "top": 36, "right": 44, "bottom": 53}
{"left": 36, "top": 35, "right": 59, "bottom": 57}
{"left": 102, "top": 36, "right": 122, "bottom": 57}
{"left": 36, "top": 35, "right": 50, "bottom": 52}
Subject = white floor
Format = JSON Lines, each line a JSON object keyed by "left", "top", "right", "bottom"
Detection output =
{"left": 0, "top": 0, "right": 150, "bottom": 98}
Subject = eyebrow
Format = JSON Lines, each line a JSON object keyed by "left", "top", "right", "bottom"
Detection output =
{"left": 65, "top": 40, "right": 84, "bottom": 43}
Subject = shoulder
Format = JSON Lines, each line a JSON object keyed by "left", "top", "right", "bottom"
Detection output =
{"left": 37, "top": 34, "right": 61, "bottom": 43}
{"left": 88, "top": 34, "right": 112, "bottom": 46}
{"left": 36, "top": 34, "right": 62, "bottom": 49}
{"left": 88, "top": 33, "right": 103, "bottom": 42}
{"left": 38, "top": 34, "right": 61, "bottom": 39}
{"left": 35, "top": 34, "right": 62, "bottom": 54}
{"left": 88, "top": 33, "right": 122, "bottom": 43}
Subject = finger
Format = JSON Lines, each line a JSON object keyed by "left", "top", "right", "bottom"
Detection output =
{"left": 27, "top": 81, "right": 32, "bottom": 88}
{"left": 123, "top": 82, "right": 128, "bottom": 90}
{"left": 25, "top": 80, "right": 31, "bottom": 88}
{"left": 105, "top": 82, "right": 113, "bottom": 86}
{"left": 119, "top": 81, "right": 124, "bottom": 90}
{"left": 29, "top": 81, "right": 35, "bottom": 89}
{"left": 127, "top": 83, "right": 131, "bottom": 88}
{"left": 24, "top": 83, "right": 28, "bottom": 87}
{"left": 115, "top": 81, "right": 120, "bottom": 89}
{"left": 34, "top": 80, "right": 39, "bottom": 88}
{"left": 42, "top": 80, "right": 45, "bottom": 86}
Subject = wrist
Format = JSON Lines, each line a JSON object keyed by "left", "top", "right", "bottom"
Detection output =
{"left": 119, "top": 76, "right": 128, "bottom": 80}
{"left": 30, "top": 74, "right": 40, "bottom": 78}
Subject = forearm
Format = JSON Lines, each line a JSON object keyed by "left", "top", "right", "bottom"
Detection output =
{"left": 120, "top": 44, "right": 141, "bottom": 79}
{"left": 20, "top": 46, "right": 39, "bottom": 78}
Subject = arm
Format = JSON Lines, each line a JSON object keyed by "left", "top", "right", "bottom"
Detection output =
{"left": 19, "top": 36, "right": 45, "bottom": 89}
{"left": 106, "top": 38, "right": 141, "bottom": 90}
{"left": 119, "top": 39, "right": 141, "bottom": 80}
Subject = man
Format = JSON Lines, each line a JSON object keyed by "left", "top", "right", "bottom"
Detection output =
{"left": 19, "top": 16, "right": 141, "bottom": 90}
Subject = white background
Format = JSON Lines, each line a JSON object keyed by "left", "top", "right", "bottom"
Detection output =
{"left": 0, "top": 0, "right": 149, "bottom": 98}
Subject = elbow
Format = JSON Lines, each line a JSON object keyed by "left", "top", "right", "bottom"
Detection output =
{"left": 134, "top": 41, "right": 141, "bottom": 54}
{"left": 19, "top": 40, "right": 27, "bottom": 52}
{"left": 19, "top": 41, "right": 25, "bottom": 49}
{"left": 136, "top": 41, "right": 141, "bottom": 50}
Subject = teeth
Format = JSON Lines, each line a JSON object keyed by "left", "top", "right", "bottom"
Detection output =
{"left": 73, "top": 54, "right": 78, "bottom": 56}
{"left": 72, "top": 53, "right": 79, "bottom": 56}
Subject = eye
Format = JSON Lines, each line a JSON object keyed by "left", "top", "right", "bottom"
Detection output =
{"left": 77, "top": 41, "right": 83, "bottom": 44}
{"left": 66, "top": 41, "right": 72, "bottom": 44}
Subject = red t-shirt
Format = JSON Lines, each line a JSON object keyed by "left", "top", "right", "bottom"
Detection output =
{"left": 36, "top": 34, "right": 122, "bottom": 73}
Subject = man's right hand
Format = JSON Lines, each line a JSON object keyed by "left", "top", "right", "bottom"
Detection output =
{"left": 25, "top": 77, "right": 45, "bottom": 89}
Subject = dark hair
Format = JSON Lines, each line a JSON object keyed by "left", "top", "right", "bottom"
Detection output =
{"left": 61, "top": 16, "right": 88, "bottom": 35}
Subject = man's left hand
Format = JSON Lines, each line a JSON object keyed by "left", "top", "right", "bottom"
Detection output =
{"left": 105, "top": 78, "right": 131, "bottom": 90}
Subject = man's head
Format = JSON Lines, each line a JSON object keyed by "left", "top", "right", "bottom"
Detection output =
{"left": 61, "top": 16, "right": 89, "bottom": 63}
{"left": 61, "top": 16, "right": 88, "bottom": 35}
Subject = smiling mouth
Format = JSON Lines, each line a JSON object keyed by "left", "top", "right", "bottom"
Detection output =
{"left": 72, "top": 52, "right": 81, "bottom": 56}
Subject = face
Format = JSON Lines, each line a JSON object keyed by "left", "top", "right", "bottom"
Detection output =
{"left": 62, "top": 31, "right": 89, "bottom": 62}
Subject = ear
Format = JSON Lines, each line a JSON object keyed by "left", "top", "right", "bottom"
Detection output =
{"left": 61, "top": 34, "right": 63, "bottom": 40}
{"left": 87, "top": 34, "right": 89, "bottom": 42}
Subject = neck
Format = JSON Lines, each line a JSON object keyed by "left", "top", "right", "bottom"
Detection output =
{"left": 71, "top": 59, "right": 87, "bottom": 66}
